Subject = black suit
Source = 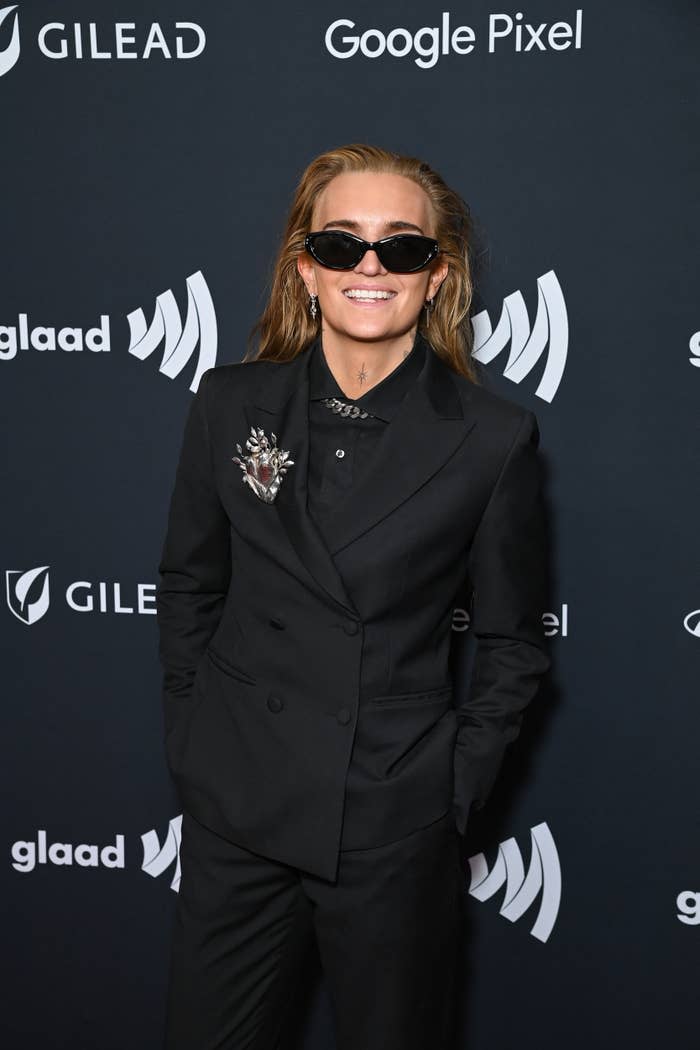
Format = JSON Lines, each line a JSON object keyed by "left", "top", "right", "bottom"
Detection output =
{"left": 158, "top": 330, "right": 549, "bottom": 877}
{"left": 156, "top": 333, "right": 550, "bottom": 1048}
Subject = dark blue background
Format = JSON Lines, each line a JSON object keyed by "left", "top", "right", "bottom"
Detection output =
{"left": 2, "top": 2, "right": 698, "bottom": 1046}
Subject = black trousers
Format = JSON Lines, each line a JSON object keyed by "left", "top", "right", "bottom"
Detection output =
{"left": 164, "top": 808, "right": 465, "bottom": 1050}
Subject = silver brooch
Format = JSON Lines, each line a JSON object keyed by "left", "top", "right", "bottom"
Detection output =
{"left": 232, "top": 426, "right": 295, "bottom": 504}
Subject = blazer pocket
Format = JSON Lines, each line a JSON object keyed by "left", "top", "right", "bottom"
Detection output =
{"left": 206, "top": 646, "right": 258, "bottom": 686}
{"left": 369, "top": 684, "right": 453, "bottom": 707}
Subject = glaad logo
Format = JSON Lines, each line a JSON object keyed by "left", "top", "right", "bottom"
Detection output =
{"left": 471, "top": 270, "right": 568, "bottom": 402}
{"left": 0, "top": 314, "right": 109, "bottom": 359}
{"left": 11, "top": 830, "right": 125, "bottom": 872}
{"left": 127, "top": 270, "right": 217, "bottom": 394}
{"left": 5, "top": 566, "right": 156, "bottom": 623}
{"left": 683, "top": 610, "right": 700, "bottom": 638}
{"left": 467, "top": 821, "right": 561, "bottom": 942}
{"left": 0, "top": 271, "right": 215, "bottom": 391}
{"left": 0, "top": 6, "right": 205, "bottom": 76}
{"left": 141, "top": 814, "right": 182, "bottom": 892}
{"left": 9, "top": 819, "right": 181, "bottom": 890}
{"left": 6, "top": 565, "right": 50, "bottom": 625}
{"left": 0, "top": 5, "right": 20, "bottom": 76}
{"left": 689, "top": 331, "right": 700, "bottom": 368}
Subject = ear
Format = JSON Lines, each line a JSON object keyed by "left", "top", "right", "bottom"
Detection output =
{"left": 427, "top": 257, "right": 449, "bottom": 300}
{"left": 296, "top": 254, "right": 317, "bottom": 296}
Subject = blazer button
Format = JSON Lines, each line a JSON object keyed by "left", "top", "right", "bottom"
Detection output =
{"left": 269, "top": 616, "right": 286, "bottom": 630}
{"left": 343, "top": 620, "right": 360, "bottom": 636}
{"left": 337, "top": 707, "right": 351, "bottom": 726}
{"left": 267, "top": 695, "right": 284, "bottom": 713}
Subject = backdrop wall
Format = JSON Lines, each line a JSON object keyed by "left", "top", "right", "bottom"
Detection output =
{"left": 2, "top": 1, "right": 698, "bottom": 1047}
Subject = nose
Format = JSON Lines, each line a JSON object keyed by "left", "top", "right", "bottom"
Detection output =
{"left": 355, "top": 248, "right": 386, "bottom": 275}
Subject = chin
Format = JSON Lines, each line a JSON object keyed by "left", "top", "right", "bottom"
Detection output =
{"left": 334, "top": 316, "right": 413, "bottom": 345}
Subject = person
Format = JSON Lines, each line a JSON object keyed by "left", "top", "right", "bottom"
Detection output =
{"left": 156, "top": 143, "right": 550, "bottom": 1050}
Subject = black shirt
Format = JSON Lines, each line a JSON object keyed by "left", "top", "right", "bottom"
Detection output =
{"left": 306, "top": 332, "right": 426, "bottom": 530}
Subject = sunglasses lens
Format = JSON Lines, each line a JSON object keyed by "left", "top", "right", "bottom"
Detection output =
{"left": 378, "top": 236, "right": 437, "bottom": 272}
{"left": 306, "top": 232, "right": 439, "bottom": 273}
{"left": 308, "top": 232, "right": 362, "bottom": 269}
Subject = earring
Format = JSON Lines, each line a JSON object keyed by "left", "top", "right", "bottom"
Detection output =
{"left": 424, "top": 297, "right": 434, "bottom": 327}
{"left": 309, "top": 294, "right": 318, "bottom": 321}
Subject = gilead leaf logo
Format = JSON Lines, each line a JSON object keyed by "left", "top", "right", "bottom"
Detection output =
{"left": 6, "top": 566, "right": 50, "bottom": 625}
{"left": 0, "top": 5, "right": 20, "bottom": 76}
{"left": 467, "top": 821, "right": 561, "bottom": 942}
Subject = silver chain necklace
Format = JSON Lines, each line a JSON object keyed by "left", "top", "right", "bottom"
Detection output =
{"left": 319, "top": 396, "right": 377, "bottom": 420}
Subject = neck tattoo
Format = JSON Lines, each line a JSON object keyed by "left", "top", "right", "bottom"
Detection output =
{"left": 356, "top": 362, "right": 368, "bottom": 385}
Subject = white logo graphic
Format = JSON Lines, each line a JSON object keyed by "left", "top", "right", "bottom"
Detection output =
{"left": 6, "top": 566, "right": 50, "bottom": 625}
{"left": 453, "top": 602, "right": 569, "bottom": 636}
{"left": 37, "top": 22, "right": 205, "bottom": 61}
{"left": 9, "top": 819, "right": 182, "bottom": 890}
{"left": 471, "top": 270, "right": 568, "bottom": 402}
{"left": 127, "top": 270, "right": 217, "bottom": 393}
{"left": 324, "top": 11, "right": 583, "bottom": 69}
{"left": 683, "top": 610, "right": 700, "bottom": 638}
{"left": 0, "top": 10, "right": 205, "bottom": 76}
{"left": 0, "top": 271, "right": 212, "bottom": 390}
{"left": 677, "top": 891, "right": 700, "bottom": 925}
{"left": 689, "top": 331, "right": 700, "bottom": 368}
{"left": 5, "top": 566, "right": 156, "bottom": 623}
{"left": 141, "top": 814, "right": 182, "bottom": 892}
{"left": 11, "top": 830, "right": 125, "bottom": 872}
{"left": 0, "top": 314, "right": 110, "bottom": 360}
{"left": 467, "top": 821, "right": 561, "bottom": 942}
{"left": 0, "top": 4, "right": 19, "bottom": 76}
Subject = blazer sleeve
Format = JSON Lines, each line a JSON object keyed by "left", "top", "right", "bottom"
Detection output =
{"left": 452, "top": 408, "right": 551, "bottom": 834}
{"left": 155, "top": 369, "right": 232, "bottom": 734}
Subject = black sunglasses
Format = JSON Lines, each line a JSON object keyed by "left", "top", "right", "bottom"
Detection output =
{"left": 304, "top": 231, "right": 441, "bottom": 274}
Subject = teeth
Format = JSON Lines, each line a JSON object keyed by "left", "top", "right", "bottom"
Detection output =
{"left": 344, "top": 289, "right": 395, "bottom": 300}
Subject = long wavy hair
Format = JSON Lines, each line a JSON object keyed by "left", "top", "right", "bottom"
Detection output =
{"left": 247, "top": 144, "right": 477, "bottom": 381}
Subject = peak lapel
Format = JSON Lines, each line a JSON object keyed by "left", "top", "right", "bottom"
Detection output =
{"left": 245, "top": 340, "right": 477, "bottom": 605}
{"left": 246, "top": 348, "right": 358, "bottom": 617}
{"left": 318, "top": 342, "right": 477, "bottom": 554}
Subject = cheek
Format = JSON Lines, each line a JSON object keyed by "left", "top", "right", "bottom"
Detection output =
{"left": 399, "top": 278, "right": 430, "bottom": 306}
{"left": 316, "top": 271, "right": 340, "bottom": 300}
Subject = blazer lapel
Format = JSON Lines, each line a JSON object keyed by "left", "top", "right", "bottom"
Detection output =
{"left": 319, "top": 338, "right": 477, "bottom": 554}
{"left": 245, "top": 337, "right": 477, "bottom": 611}
{"left": 245, "top": 347, "right": 358, "bottom": 616}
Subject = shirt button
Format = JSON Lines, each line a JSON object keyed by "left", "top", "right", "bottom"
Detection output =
{"left": 343, "top": 620, "right": 360, "bottom": 636}
{"left": 267, "top": 695, "right": 284, "bottom": 713}
{"left": 335, "top": 448, "right": 345, "bottom": 459}
{"left": 337, "top": 707, "right": 352, "bottom": 726}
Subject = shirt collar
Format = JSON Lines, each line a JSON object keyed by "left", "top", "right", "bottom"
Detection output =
{"left": 308, "top": 331, "right": 426, "bottom": 423}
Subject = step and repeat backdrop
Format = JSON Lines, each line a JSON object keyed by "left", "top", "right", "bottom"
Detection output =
{"left": 2, "top": 1, "right": 698, "bottom": 1047}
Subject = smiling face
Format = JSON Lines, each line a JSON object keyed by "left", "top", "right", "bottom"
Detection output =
{"left": 297, "top": 171, "right": 448, "bottom": 354}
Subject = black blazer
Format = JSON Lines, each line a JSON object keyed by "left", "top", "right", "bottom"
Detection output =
{"left": 156, "top": 334, "right": 550, "bottom": 881}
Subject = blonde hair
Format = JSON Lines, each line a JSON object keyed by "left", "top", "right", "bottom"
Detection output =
{"left": 247, "top": 143, "right": 477, "bottom": 381}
